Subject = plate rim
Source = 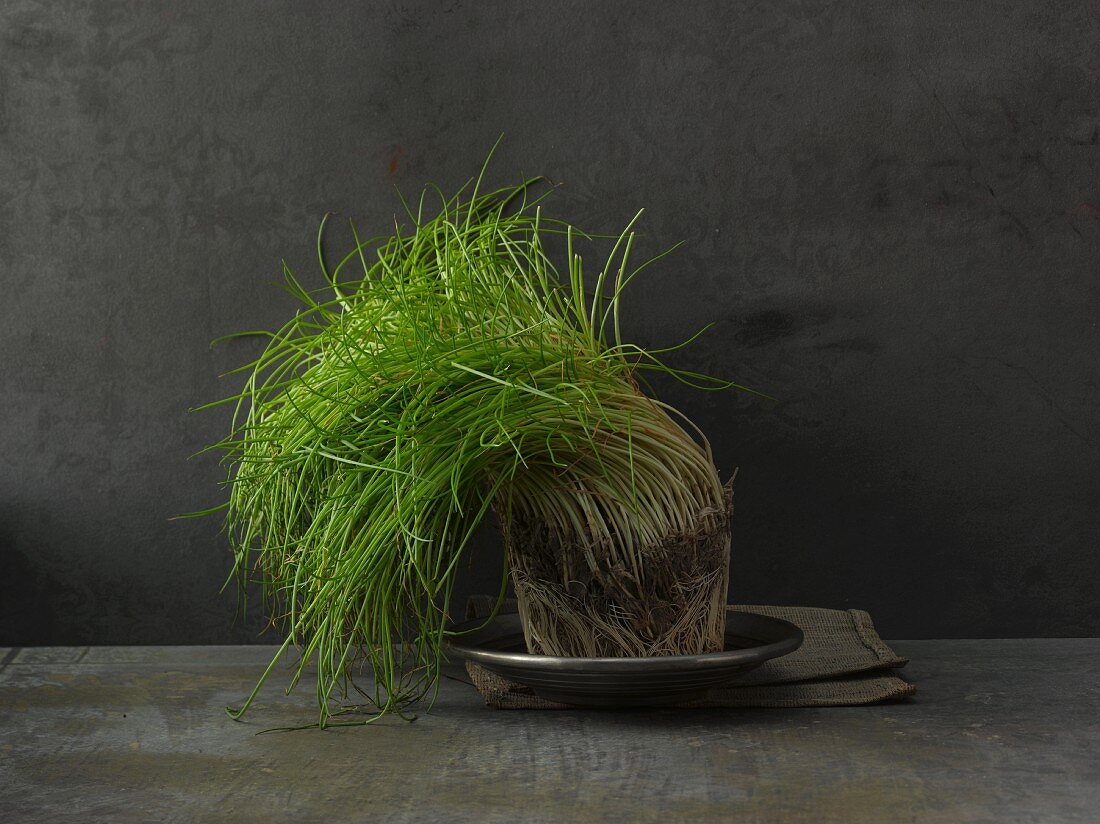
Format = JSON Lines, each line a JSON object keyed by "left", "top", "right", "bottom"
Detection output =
{"left": 445, "top": 610, "right": 804, "bottom": 673}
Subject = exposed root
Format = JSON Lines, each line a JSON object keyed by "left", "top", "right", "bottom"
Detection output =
{"left": 504, "top": 483, "right": 733, "bottom": 657}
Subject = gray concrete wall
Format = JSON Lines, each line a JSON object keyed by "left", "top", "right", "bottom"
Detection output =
{"left": 1, "top": 1, "right": 1097, "bottom": 643}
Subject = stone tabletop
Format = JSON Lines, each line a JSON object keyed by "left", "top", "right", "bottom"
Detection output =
{"left": 2, "top": 640, "right": 1098, "bottom": 822}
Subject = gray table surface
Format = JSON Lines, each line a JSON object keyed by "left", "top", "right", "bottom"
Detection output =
{"left": 1, "top": 641, "right": 1098, "bottom": 823}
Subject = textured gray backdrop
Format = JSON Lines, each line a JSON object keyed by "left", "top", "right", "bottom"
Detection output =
{"left": 2, "top": 1, "right": 1098, "bottom": 643}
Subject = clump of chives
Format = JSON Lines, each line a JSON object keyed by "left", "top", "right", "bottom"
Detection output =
{"left": 197, "top": 165, "right": 748, "bottom": 726}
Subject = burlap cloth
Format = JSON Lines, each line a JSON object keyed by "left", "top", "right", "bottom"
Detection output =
{"left": 461, "top": 596, "right": 915, "bottom": 709}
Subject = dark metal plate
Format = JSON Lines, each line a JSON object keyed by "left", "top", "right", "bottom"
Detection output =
{"left": 446, "top": 611, "right": 804, "bottom": 707}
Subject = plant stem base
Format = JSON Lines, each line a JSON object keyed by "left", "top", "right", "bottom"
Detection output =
{"left": 504, "top": 492, "right": 732, "bottom": 658}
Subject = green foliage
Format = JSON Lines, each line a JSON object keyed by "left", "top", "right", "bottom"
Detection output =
{"left": 197, "top": 164, "right": 749, "bottom": 726}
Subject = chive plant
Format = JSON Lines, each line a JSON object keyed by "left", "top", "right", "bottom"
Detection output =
{"left": 198, "top": 168, "right": 746, "bottom": 725}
